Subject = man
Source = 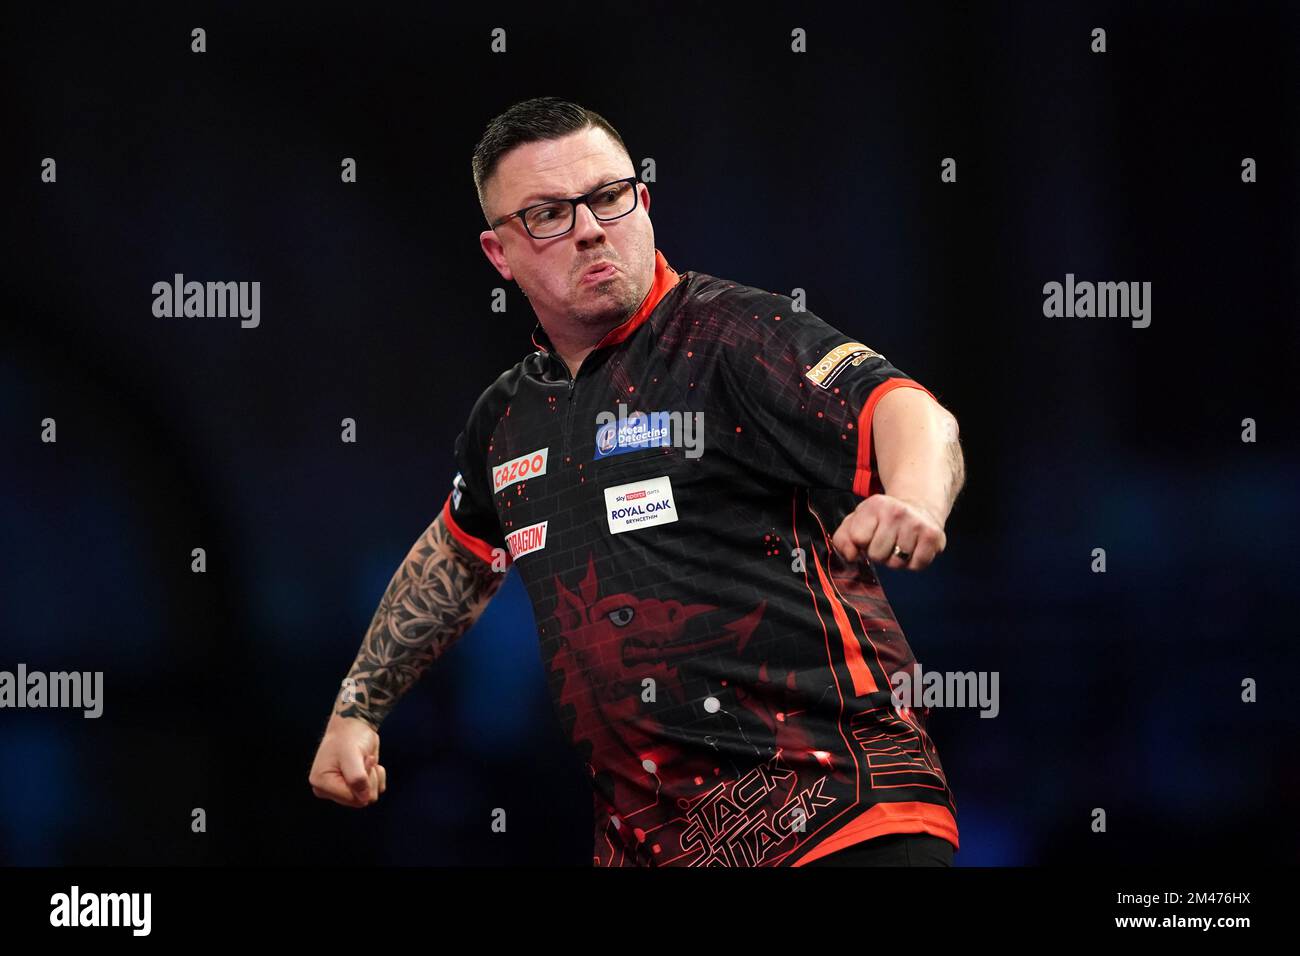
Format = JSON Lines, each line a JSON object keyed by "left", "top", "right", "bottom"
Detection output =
{"left": 308, "top": 97, "right": 967, "bottom": 868}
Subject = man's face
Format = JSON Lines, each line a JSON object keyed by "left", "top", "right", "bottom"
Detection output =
{"left": 479, "top": 126, "right": 655, "bottom": 337}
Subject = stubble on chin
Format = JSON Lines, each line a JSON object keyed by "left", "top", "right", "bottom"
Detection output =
{"left": 573, "top": 274, "right": 641, "bottom": 328}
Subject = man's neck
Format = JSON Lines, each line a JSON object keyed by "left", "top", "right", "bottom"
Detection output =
{"left": 542, "top": 302, "right": 643, "bottom": 378}
{"left": 538, "top": 255, "right": 663, "bottom": 377}
{"left": 542, "top": 323, "right": 606, "bottom": 378}
{"left": 556, "top": 344, "right": 594, "bottom": 379}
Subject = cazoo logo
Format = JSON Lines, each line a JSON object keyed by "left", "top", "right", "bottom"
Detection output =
{"left": 493, "top": 448, "right": 548, "bottom": 493}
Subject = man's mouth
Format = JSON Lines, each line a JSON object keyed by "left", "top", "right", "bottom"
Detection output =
{"left": 580, "top": 262, "right": 618, "bottom": 284}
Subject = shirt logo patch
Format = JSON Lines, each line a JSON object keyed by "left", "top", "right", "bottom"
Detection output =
{"left": 493, "top": 447, "right": 548, "bottom": 493}
{"left": 594, "top": 410, "right": 674, "bottom": 460}
{"left": 604, "top": 475, "right": 678, "bottom": 535}
{"left": 805, "top": 341, "right": 881, "bottom": 389}
{"left": 505, "top": 520, "right": 548, "bottom": 558}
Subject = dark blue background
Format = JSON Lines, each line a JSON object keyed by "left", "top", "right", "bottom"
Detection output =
{"left": 3, "top": 1, "right": 1298, "bottom": 865}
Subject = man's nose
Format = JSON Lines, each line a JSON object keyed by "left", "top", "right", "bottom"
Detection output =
{"left": 571, "top": 201, "right": 607, "bottom": 243}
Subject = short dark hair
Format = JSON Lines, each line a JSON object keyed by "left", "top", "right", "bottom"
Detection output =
{"left": 472, "top": 96, "right": 632, "bottom": 224}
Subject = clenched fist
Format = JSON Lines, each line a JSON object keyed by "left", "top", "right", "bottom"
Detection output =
{"left": 309, "top": 713, "right": 387, "bottom": 807}
{"left": 831, "top": 494, "right": 947, "bottom": 571}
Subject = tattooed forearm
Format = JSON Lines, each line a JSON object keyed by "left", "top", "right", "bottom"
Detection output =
{"left": 335, "top": 513, "right": 506, "bottom": 730}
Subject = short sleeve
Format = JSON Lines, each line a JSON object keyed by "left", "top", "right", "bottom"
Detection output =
{"left": 440, "top": 406, "right": 509, "bottom": 567}
{"left": 717, "top": 303, "right": 936, "bottom": 498}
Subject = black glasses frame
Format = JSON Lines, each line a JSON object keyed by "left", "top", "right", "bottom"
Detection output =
{"left": 490, "top": 176, "right": 640, "bottom": 239}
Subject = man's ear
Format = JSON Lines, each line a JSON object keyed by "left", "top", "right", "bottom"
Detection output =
{"left": 479, "top": 230, "right": 513, "bottom": 281}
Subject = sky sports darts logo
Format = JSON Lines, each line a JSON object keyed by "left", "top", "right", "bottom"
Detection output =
{"left": 593, "top": 405, "right": 704, "bottom": 460}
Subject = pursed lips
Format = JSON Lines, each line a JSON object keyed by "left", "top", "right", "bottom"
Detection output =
{"left": 580, "top": 261, "right": 617, "bottom": 282}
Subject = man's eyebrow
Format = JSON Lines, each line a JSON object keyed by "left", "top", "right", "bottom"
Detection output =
{"left": 518, "top": 175, "right": 628, "bottom": 207}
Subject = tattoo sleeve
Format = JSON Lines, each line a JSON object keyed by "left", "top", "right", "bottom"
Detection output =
{"left": 334, "top": 512, "right": 506, "bottom": 730}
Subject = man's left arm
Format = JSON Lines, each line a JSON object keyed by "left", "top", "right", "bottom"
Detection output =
{"left": 830, "top": 387, "right": 965, "bottom": 571}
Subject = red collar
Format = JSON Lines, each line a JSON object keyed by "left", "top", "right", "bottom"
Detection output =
{"left": 530, "top": 248, "right": 681, "bottom": 354}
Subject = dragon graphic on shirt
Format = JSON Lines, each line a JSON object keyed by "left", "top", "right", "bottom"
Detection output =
{"left": 547, "top": 552, "right": 856, "bottom": 865}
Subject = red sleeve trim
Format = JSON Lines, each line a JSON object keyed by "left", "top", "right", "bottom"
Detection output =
{"left": 851, "top": 378, "right": 938, "bottom": 498}
{"left": 788, "top": 801, "right": 960, "bottom": 865}
{"left": 440, "top": 492, "right": 507, "bottom": 566}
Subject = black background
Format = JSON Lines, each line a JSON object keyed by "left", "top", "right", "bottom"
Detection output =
{"left": 2, "top": 1, "right": 1297, "bottom": 865}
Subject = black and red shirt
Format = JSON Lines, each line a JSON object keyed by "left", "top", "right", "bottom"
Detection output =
{"left": 442, "top": 247, "right": 959, "bottom": 866}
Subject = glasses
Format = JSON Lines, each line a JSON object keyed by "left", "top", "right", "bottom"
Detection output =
{"left": 490, "top": 176, "right": 640, "bottom": 239}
